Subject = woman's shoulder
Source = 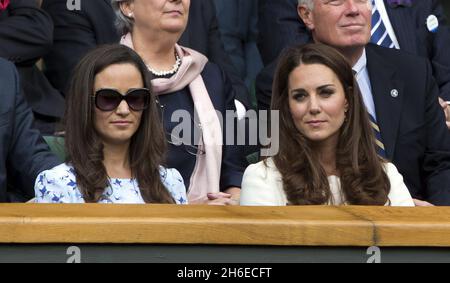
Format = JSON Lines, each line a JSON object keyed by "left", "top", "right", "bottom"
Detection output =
{"left": 202, "top": 62, "right": 225, "bottom": 82}
{"left": 35, "top": 163, "right": 81, "bottom": 203}
{"left": 160, "top": 166, "right": 184, "bottom": 183}
{"left": 382, "top": 162, "right": 407, "bottom": 189}
{"left": 383, "top": 162, "right": 415, "bottom": 207}
{"left": 383, "top": 162, "right": 402, "bottom": 176}
{"left": 38, "top": 163, "right": 76, "bottom": 179}
{"left": 244, "top": 158, "right": 279, "bottom": 177}
{"left": 241, "top": 158, "right": 287, "bottom": 206}
{"left": 202, "top": 61, "right": 221, "bottom": 72}
{"left": 159, "top": 166, "right": 187, "bottom": 204}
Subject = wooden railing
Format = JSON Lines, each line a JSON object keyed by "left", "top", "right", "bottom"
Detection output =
{"left": 0, "top": 204, "right": 450, "bottom": 247}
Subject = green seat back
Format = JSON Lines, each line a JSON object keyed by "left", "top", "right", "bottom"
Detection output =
{"left": 43, "top": 136, "right": 66, "bottom": 162}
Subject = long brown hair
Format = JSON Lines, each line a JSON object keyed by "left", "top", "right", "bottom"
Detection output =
{"left": 271, "top": 43, "right": 390, "bottom": 205}
{"left": 65, "top": 44, "right": 174, "bottom": 204}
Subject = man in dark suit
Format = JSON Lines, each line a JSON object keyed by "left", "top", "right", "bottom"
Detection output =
{"left": 42, "top": 0, "right": 251, "bottom": 109}
{"left": 214, "top": 0, "right": 263, "bottom": 91}
{"left": 262, "top": 0, "right": 450, "bottom": 205}
{"left": 180, "top": 0, "right": 250, "bottom": 109}
{"left": 258, "top": 0, "right": 310, "bottom": 66}
{"left": 0, "top": 58, "right": 61, "bottom": 202}
{"left": 0, "top": 0, "right": 65, "bottom": 134}
{"left": 42, "top": 0, "right": 120, "bottom": 96}
{"left": 258, "top": 0, "right": 450, "bottom": 120}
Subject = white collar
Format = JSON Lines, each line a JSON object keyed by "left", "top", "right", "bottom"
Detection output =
{"left": 352, "top": 49, "right": 367, "bottom": 76}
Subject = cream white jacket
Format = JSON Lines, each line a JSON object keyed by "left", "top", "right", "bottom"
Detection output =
{"left": 240, "top": 158, "right": 415, "bottom": 206}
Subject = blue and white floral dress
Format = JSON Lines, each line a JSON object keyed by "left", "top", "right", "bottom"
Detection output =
{"left": 34, "top": 163, "right": 187, "bottom": 204}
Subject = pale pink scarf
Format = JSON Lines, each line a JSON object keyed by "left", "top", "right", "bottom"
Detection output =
{"left": 121, "top": 34, "right": 223, "bottom": 203}
{"left": 0, "top": 0, "right": 9, "bottom": 11}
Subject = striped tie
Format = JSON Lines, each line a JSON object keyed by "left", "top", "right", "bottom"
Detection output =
{"left": 371, "top": 0, "right": 395, "bottom": 48}
{"left": 368, "top": 113, "right": 387, "bottom": 158}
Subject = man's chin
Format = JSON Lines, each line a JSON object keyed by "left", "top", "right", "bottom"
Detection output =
{"left": 313, "top": 35, "right": 368, "bottom": 53}
{"left": 335, "top": 39, "right": 368, "bottom": 50}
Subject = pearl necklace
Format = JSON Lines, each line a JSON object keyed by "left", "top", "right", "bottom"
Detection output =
{"left": 147, "top": 53, "right": 181, "bottom": 77}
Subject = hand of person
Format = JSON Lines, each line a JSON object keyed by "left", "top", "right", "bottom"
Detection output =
{"left": 192, "top": 187, "right": 241, "bottom": 206}
{"left": 206, "top": 192, "right": 234, "bottom": 206}
{"left": 438, "top": 97, "right": 450, "bottom": 130}
{"left": 187, "top": 192, "right": 233, "bottom": 205}
{"left": 223, "top": 187, "right": 241, "bottom": 206}
{"left": 413, "top": 198, "right": 435, "bottom": 207}
{"left": 206, "top": 187, "right": 241, "bottom": 206}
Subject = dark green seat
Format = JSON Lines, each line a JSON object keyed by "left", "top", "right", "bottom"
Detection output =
{"left": 246, "top": 151, "right": 260, "bottom": 165}
{"left": 249, "top": 79, "right": 258, "bottom": 110}
{"left": 43, "top": 136, "right": 66, "bottom": 162}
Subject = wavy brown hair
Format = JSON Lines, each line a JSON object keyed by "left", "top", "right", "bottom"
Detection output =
{"left": 65, "top": 44, "right": 174, "bottom": 204}
{"left": 271, "top": 43, "right": 390, "bottom": 205}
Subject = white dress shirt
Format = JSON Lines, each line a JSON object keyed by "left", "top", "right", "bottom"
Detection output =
{"left": 353, "top": 49, "right": 377, "bottom": 120}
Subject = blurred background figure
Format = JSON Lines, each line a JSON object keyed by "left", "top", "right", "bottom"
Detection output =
{"left": 0, "top": 0, "right": 64, "bottom": 134}
{"left": 214, "top": 0, "right": 263, "bottom": 105}
{"left": 41, "top": 0, "right": 120, "bottom": 96}
{"left": 0, "top": 58, "right": 60, "bottom": 202}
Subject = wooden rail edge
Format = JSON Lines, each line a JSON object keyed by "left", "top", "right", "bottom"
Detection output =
{"left": 0, "top": 204, "right": 449, "bottom": 247}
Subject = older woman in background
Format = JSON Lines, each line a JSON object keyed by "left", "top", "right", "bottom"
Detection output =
{"left": 112, "top": 0, "right": 247, "bottom": 205}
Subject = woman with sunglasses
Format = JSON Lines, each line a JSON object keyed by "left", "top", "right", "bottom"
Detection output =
{"left": 34, "top": 44, "right": 187, "bottom": 204}
{"left": 111, "top": 0, "right": 248, "bottom": 205}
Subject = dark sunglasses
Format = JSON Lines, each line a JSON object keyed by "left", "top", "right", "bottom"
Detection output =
{"left": 93, "top": 88, "right": 151, "bottom": 111}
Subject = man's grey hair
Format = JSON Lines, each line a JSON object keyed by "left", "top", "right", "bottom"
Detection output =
{"left": 111, "top": 0, "right": 134, "bottom": 36}
{"left": 298, "top": 0, "right": 314, "bottom": 10}
{"left": 298, "top": 0, "right": 373, "bottom": 10}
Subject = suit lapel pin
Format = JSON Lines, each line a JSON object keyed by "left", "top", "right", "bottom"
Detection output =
{"left": 391, "top": 89, "right": 399, "bottom": 98}
{"left": 427, "top": 15, "right": 439, "bottom": 33}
